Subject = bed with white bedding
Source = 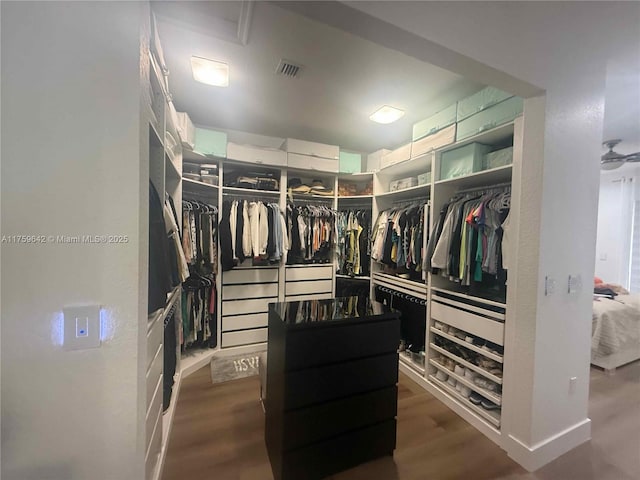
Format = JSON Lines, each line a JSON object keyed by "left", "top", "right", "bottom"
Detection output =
{"left": 592, "top": 293, "right": 640, "bottom": 372}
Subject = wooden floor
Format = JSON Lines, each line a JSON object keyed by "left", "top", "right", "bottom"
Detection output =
{"left": 162, "top": 361, "right": 640, "bottom": 480}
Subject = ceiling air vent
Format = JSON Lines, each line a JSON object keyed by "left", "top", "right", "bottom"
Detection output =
{"left": 276, "top": 59, "right": 303, "bottom": 78}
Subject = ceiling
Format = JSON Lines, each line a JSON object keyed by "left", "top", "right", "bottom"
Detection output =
{"left": 154, "top": 1, "right": 639, "bottom": 159}
{"left": 153, "top": 1, "right": 481, "bottom": 152}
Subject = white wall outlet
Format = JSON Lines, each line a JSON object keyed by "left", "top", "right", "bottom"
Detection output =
{"left": 63, "top": 305, "right": 101, "bottom": 350}
{"left": 599, "top": 253, "right": 607, "bottom": 261}
{"left": 569, "top": 376, "right": 577, "bottom": 394}
{"left": 568, "top": 275, "right": 582, "bottom": 294}
{"left": 545, "top": 276, "right": 556, "bottom": 296}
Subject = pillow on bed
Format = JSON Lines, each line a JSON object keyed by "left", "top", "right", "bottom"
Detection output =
{"left": 594, "top": 276, "right": 604, "bottom": 285}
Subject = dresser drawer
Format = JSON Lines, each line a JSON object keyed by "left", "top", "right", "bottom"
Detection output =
{"left": 456, "top": 96, "right": 523, "bottom": 141}
{"left": 284, "top": 138, "right": 339, "bottom": 160}
{"left": 457, "top": 86, "right": 512, "bottom": 122}
{"left": 282, "top": 386, "right": 397, "bottom": 449}
{"left": 411, "top": 124, "right": 456, "bottom": 158}
{"left": 147, "top": 315, "right": 163, "bottom": 370}
{"left": 226, "top": 143, "right": 287, "bottom": 167}
{"left": 222, "top": 328, "right": 268, "bottom": 347}
{"left": 380, "top": 143, "right": 411, "bottom": 170}
{"left": 223, "top": 297, "right": 277, "bottom": 316}
{"left": 222, "top": 313, "right": 268, "bottom": 332}
{"left": 431, "top": 300, "right": 504, "bottom": 345}
{"left": 146, "top": 375, "right": 162, "bottom": 440}
{"left": 145, "top": 406, "right": 162, "bottom": 480}
{"left": 146, "top": 345, "right": 163, "bottom": 410}
{"left": 285, "top": 279, "right": 333, "bottom": 296}
{"left": 285, "top": 293, "right": 333, "bottom": 303}
{"left": 287, "top": 153, "right": 338, "bottom": 173}
{"left": 222, "top": 283, "right": 278, "bottom": 300}
{"left": 284, "top": 353, "right": 399, "bottom": 410}
{"left": 223, "top": 267, "right": 279, "bottom": 285}
{"left": 285, "top": 318, "right": 400, "bottom": 370}
{"left": 286, "top": 265, "right": 333, "bottom": 281}
{"left": 412, "top": 103, "right": 457, "bottom": 141}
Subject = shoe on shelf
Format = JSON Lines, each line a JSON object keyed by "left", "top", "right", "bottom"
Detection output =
{"left": 444, "top": 358, "right": 456, "bottom": 371}
{"left": 454, "top": 365, "right": 465, "bottom": 377}
{"left": 483, "top": 342, "right": 504, "bottom": 356}
{"left": 447, "top": 376, "right": 457, "bottom": 388}
{"left": 481, "top": 399, "right": 500, "bottom": 411}
{"left": 434, "top": 321, "right": 444, "bottom": 330}
{"left": 436, "top": 370, "right": 448, "bottom": 382}
{"left": 464, "top": 369, "right": 477, "bottom": 381}
{"left": 454, "top": 329, "right": 467, "bottom": 340}
{"left": 441, "top": 324, "right": 450, "bottom": 334}
{"left": 474, "top": 377, "right": 498, "bottom": 392}
{"left": 465, "top": 335, "right": 474, "bottom": 343}
{"left": 472, "top": 337, "right": 485, "bottom": 347}
{"left": 489, "top": 368, "right": 503, "bottom": 378}
{"left": 469, "top": 392, "right": 483, "bottom": 405}
{"left": 459, "top": 385, "right": 472, "bottom": 397}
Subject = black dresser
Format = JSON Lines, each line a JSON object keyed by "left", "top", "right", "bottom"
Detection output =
{"left": 265, "top": 297, "right": 400, "bottom": 480}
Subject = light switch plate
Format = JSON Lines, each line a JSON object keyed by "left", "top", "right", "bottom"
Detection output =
{"left": 63, "top": 305, "right": 101, "bottom": 350}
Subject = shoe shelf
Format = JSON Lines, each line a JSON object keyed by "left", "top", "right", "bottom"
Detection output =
{"left": 431, "top": 286, "right": 506, "bottom": 309}
{"left": 431, "top": 298, "right": 504, "bottom": 347}
{"left": 430, "top": 327, "right": 503, "bottom": 363}
{"left": 429, "top": 359, "right": 502, "bottom": 406}
{"left": 429, "top": 343, "right": 503, "bottom": 385}
{"left": 372, "top": 272, "right": 427, "bottom": 300}
{"left": 399, "top": 352, "right": 426, "bottom": 375}
{"left": 375, "top": 184, "right": 430, "bottom": 201}
{"left": 183, "top": 177, "right": 219, "bottom": 191}
{"left": 428, "top": 374, "right": 501, "bottom": 428}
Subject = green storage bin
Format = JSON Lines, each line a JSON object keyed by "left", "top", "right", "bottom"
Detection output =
{"left": 483, "top": 146, "right": 513, "bottom": 170}
{"left": 194, "top": 127, "right": 227, "bottom": 157}
{"left": 457, "top": 86, "right": 513, "bottom": 122}
{"left": 412, "top": 103, "right": 457, "bottom": 141}
{"left": 439, "top": 143, "right": 490, "bottom": 180}
{"left": 456, "top": 96, "right": 523, "bottom": 141}
{"left": 339, "top": 151, "right": 362, "bottom": 173}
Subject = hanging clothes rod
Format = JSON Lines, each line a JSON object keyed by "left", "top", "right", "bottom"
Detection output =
{"left": 289, "top": 195, "right": 334, "bottom": 204}
{"left": 456, "top": 181, "right": 511, "bottom": 195}
{"left": 183, "top": 191, "right": 218, "bottom": 203}
{"left": 222, "top": 191, "right": 280, "bottom": 203}
{"left": 391, "top": 197, "right": 430, "bottom": 208}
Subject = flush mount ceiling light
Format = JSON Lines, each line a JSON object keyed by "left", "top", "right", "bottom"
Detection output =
{"left": 191, "top": 56, "right": 229, "bottom": 87}
{"left": 369, "top": 105, "right": 405, "bottom": 124}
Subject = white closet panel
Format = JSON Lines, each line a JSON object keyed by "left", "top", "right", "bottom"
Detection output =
{"left": 285, "top": 265, "right": 333, "bottom": 281}
{"left": 146, "top": 316, "right": 163, "bottom": 370}
{"left": 222, "top": 313, "right": 268, "bottom": 332}
{"left": 222, "top": 297, "right": 277, "bottom": 316}
{"left": 146, "top": 376, "right": 162, "bottom": 444}
{"left": 285, "top": 279, "right": 333, "bottom": 296}
{"left": 222, "top": 283, "right": 278, "bottom": 300}
{"left": 146, "top": 346, "right": 163, "bottom": 411}
{"left": 145, "top": 407, "right": 162, "bottom": 480}
{"left": 222, "top": 328, "right": 268, "bottom": 347}
{"left": 223, "top": 268, "right": 279, "bottom": 285}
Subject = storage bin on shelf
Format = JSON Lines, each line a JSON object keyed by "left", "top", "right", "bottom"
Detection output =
{"left": 456, "top": 87, "right": 513, "bottom": 122}
{"left": 412, "top": 103, "right": 457, "bottom": 141}
{"left": 366, "top": 149, "right": 391, "bottom": 172}
{"left": 380, "top": 143, "right": 411, "bottom": 169}
{"left": 439, "top": 143, "right": 490, "bottom": 180}
{"left": 194, "top": 127, "right": 227, "bottom": 158}
{"left": 417, "top": 172, "right": 431, "bottom": 185}
{"left": 483, "top": 146, "right": 513, "bottom": 170}
{"left": 176, "top": 112, "right": 195, "bottom": 149}
{"left": 339, "top": 151, "right": 362, "bottom": 173}
{"left": 456, "top": 96, "right": 523, "bottom": 141}
{"left": 226, "top": 142, "right": 287, "bottom": 167}
{"left": 285, "top": 138, "right": 340, "bottom": 173}
{"left": 411, "top": 124, "right": 456, "bottom": 158}
{"left": 390, "top": 177, "right": 418, "bottom": 191}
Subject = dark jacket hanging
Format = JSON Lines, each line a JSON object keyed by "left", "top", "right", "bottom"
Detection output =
{"left": 149, "top": 180, "right": 174, "bottom": 314}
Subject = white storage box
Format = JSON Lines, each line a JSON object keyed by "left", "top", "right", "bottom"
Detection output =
{"left": 226, "top": 143, "right": 287, "bottom": 167}
{"left": 380, "top": 143, "right": 411, "bottom": 170}
{"left": 411, "top": 124, "right": 456, "bottom": 158}
{"left": 412, "top": 103, "right": 457, "bottom": 141}
{"left": 366, "top": 149, "right": 391, "bottom": 172}
{"left": 417, "top": 172, "right": 431, "bottom": 185}
{"left": 483, "top": 146, "right": 513, "bottom": 170}
{"left": 390, "top": 177, "right": 417, "bottom": 191}
{"left": 287, "top": 153, "right": 338, "bottom": 173}
{"left": 284, "top": 138, "right": 339, "bottom": 160}
{"left": 439, "top": 143, "right": 490, "bottom": 180}
{"left": 176, "top": 112, "right": 195, "bottom": 150}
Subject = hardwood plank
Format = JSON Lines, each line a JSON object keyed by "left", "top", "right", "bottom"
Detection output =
{"left": 163, "top": 361, "right": 640, "bottom": 480}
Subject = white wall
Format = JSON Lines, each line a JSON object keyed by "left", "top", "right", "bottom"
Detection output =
{"left": 1, "top": 2, "right": 146, "bottom": 479}
{"left": 333, "top": 0, "right": 640, "bottom": 470}
{"left": 595, "top": 169, "right": 638, "bottom": 287}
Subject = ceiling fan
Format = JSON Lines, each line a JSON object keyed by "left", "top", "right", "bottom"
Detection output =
{"left": 601, "top": 139, "right": 640, "bottom": 170}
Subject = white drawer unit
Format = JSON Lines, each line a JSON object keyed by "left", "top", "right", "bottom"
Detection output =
{"left": 285, "top": 279, "right": 333, "bottom": 296}
{"left": 222, "top": 268, "right": 279, "bottom": 285}
{"left": 284, "top": 138, "right": 339, "bottom": 160}
{"left": 411, "top": 124, "right": 456, "bottom": 158}
{"left": 146, "top": 345, "right": 163, "bottom": 411}
{"left": 222, "top": 283, "right": 278, "bottom": 301}
{"left": 145, "top": 406, "right": 163, "bottom": 480}
{"left": 430, "top": 299, "right": 505, "bottom": 346}
{"left": 285, "top": 265, "right": 333, "bottom": 281}
{"left": 146, "top": 315, "right": 163, "bottom": 370}
{"left": 380, "top": 143, "right": 412, "bottom": 170}
{"left": 222, "top": 313, "right": 268, "bottom": 332}
{"left": 285, "top": 293, "right": 333, "bottom": 302}
{"left": 146, "top": 375, "right": 162, "bottom": 442}
{"left": 222, "top": 297, "right": 277, "bottom": 316}
{"left": 287, "top": 152, "right": 338, "bottom": 173}
{"left": 226, "top": 142, "right": 287, "bottom": 167}
{"left": 222, "top": 328, "right": 268, "bottom": 347}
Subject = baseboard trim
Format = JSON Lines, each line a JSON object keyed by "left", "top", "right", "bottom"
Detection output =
{"left": 506, "top": 418, "right": 591, "bottom": 471}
